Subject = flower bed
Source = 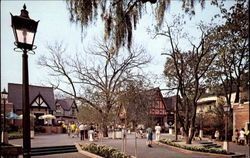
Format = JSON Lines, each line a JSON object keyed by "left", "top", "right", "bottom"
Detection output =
{"left": 8, "top": 132, "right": 23, "bottom": 140}
{"left": 159, "top": 139, "right": 234, "bottom": 155}
{"left": 80, "top": 143, "right": 131, "bottom": 158}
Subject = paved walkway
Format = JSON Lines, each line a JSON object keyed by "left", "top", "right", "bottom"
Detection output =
{"left": 160, "top": 133, "right": 249, "bottom": 157}
{"left": 9, "top": 133, "right": 249, "bottom": 158}
{"left": 9, "top": 134, "right": 88, "bottom": 158}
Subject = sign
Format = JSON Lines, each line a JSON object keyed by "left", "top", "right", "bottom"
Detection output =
{"left": 167, "top": 114, "right": 174, "bottom": 126}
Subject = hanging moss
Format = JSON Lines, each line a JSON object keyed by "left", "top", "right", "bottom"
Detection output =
{"left": 66, "top": 0, "right": 206, "bottom": 50}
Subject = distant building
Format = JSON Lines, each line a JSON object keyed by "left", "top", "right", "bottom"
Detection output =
{"left": 117, "top": 87, "right": 168, "bottom": 129}
{"left": 55, "top": 98, "right": 78, "bottom": 124}
{"left": 145, "top": 87, "right": 168, "bottom": 127}
{"left": 4, "top": 83, "right": 78, "bottom": 127}
{"left": 196, "top": 91, "right": 249, "bottom": 139}
{"left": 8, "top": 83, "right": 55, "bottom": 126}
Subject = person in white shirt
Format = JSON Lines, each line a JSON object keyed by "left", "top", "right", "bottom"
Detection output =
{"left": 239, "top": 128, "right": 245, "bottom": 145}
{"left": 79, "top": 123, "right": 84, "bottom": 140}
{"left": 155, "top": 123, "right": 162, "bottom": 141}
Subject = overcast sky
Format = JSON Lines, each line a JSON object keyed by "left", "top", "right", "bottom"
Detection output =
{"left": 1, "top": 0, "right": 235, "bottom": 95}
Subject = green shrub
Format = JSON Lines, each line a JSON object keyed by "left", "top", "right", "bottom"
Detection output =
{"left": 159, "top": 139, "right": 234, "bottom": 155}
{"left": 80, "top": 143, "right": 131, "bottom": 158}
{"left": 8, "top": 132, "right": 23, "bottom": 140}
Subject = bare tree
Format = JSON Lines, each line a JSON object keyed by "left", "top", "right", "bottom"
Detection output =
{"left": 160, "top": 19, "right": 216, "bottom": 144}
{"left": 38, "top": 40, "right": 151, "bottom": 136}
{"left": 118, "top": 78, "right": 154, "bottom": 128}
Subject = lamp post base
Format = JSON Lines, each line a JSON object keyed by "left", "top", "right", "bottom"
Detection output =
{"left": 223, "top": 141, "right": 229, "bottom": 151}
{"left": 3, "top": 131, "right": 8, "bottom": 144}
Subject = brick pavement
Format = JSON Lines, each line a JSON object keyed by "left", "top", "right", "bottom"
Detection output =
{"left": 9, "top": 134, "right": 89, "bottom": 158}
{"left": 9, "top": 133, "right": 249, "bottom": 158}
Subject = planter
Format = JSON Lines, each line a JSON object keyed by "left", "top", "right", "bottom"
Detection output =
{"left": 56, "top": 127, "right": 63, "bottom": 133}
{"left": 44, "top": 126, "right": 52, "bottom": 134}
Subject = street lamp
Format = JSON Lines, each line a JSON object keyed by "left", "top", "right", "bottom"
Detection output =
{"left": 223, "top": 104, "right": 230, "bottom": 152}
{"left": 1, "top": 88, "right": 8, "bottom": 144}
{"left": 11, "top": 4, "right": 39, "bottom": 158}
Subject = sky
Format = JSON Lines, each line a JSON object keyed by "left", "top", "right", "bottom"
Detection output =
{"left": 1, "top": 0, "right": 235, "bottom": 95}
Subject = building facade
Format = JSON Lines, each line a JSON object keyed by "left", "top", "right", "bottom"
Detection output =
{"left": 4, "top": 83, "right": 78, "bottom": 129}
{"left": 55, "top": 98, "right": 78, "bottom": 124}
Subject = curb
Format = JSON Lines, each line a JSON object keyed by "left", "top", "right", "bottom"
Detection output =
{"left": 75, "top": 143, "right": 136, "bottom": 158}
{"left": 157, "top": 142, "right": 246, "bottom": 158}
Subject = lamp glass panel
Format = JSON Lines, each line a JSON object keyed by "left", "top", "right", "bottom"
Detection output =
{"left": 16, "top": 29, "right": 34, "bottom": 45}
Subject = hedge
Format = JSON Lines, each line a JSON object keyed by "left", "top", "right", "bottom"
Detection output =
{"left": 159, "top": 139, "right": 234, "bottom": 155}
{"left": 80, "top": 143, "right": 131, "bottom": 158}
{"left": 8, "top": 132, "right": 23, "bottom": 140}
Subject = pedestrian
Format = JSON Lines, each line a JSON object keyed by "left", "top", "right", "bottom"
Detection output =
{"left": 75, "top": 123, "right": 80, "bottom": 138}
{"left": 245, "top": 129, "right": 249, "bottom": 145}
{"left": 89, "top": 124, "right": 94, "bottom": 141}
{"left": 83, "top": 124, "right": 88, "bottom": 139}
{"left": 155, "top": 123, "right": 161, "bottom": 141}
{"left": 70, "top": 122, "right": 76, "bottom": 138}
{"left": 146, "top": 126, "right": 153, "bottom": 147}
{"left": 79, "top": 123, "right": 84, "bottom": 140}
{"left": 214, "top": 130, "right": 219, "bottom": 141}
{"left": 62, "top": 122, "right": 66, "bottom": 133}
{"left": 239, "top": 128, "right": 245, "bottom": 145}
{"left": 139, "top": 127, "right": 144, "bottom": 138}
{"left": 235, "top": 129, "right": 240, "bottom": 144}
{"left": 67, "top": 123, "right": 71, "bottom": 136}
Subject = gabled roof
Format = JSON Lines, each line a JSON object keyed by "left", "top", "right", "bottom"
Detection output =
{"left": 8, "top": 83, "right": 55, "bottom": 110}
{"left": 163, "top": 96, "right": 177, "bottom": 112}
{"left": 145, "top": 87, "right": 168, "bottom": 114}
{"left": 55, "top": 98, "right": 77, "bottom": 111}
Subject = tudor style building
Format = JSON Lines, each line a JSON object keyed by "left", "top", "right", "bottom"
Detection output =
{"left": 6, "top": 83, "right": 78, "bottom": 127}
{"left": 54, "top": 98, "right": 78, "bottom": 124}
{"left": 8, "top": 83, "right": 56, "bottom": 126}
{"left": 146, "top": 87, "right": 168, "bottom": 126}
{"left": 118, "top": 87, "right": 169, "bottom": 129}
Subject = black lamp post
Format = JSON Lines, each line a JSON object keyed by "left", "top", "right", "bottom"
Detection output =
{"left": 223, "top": 104, "right": 230, "bottom": 152}
{"left": 1, "top": 88, "right": 8, "bottom": 144}
{"left": 11, "top": 4, "right": 39, "bottom": 158}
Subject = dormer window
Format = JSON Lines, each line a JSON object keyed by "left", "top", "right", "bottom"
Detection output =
{"left": 56, "top": 103, "right": 61, "bottom": 113}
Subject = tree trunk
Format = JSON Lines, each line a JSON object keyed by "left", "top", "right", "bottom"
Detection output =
{"left": 234, "top": 82, "right": 240, "bottom": 103}
{"left": 185, "top": 127, "right": 194, "bottom": 144}
{"left": 103, "top": 124, "right": 108, "bottom": 137}
{"left": 102, "top": 114, "right": 109, "bottom": 137}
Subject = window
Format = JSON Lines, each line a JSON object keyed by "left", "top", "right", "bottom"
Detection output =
{"left": 56, "top": 103, "right": 61, "bottom": 114}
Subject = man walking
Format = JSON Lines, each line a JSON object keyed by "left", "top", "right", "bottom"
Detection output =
{"left": 79, "top": 123, "right": 84, "bottom": 140}
{"left": 146, "top": 126, "right": 153, "bottom": 147}
{"left": 155, "top": 123, "right": 161, "bottom": 141}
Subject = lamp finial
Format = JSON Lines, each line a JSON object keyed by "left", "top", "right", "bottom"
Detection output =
{"left": 23, "top": 4, "right": 26, "bottom": 10}
{"left": 21, "top": 4, "right": 29, "bottom": 18}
